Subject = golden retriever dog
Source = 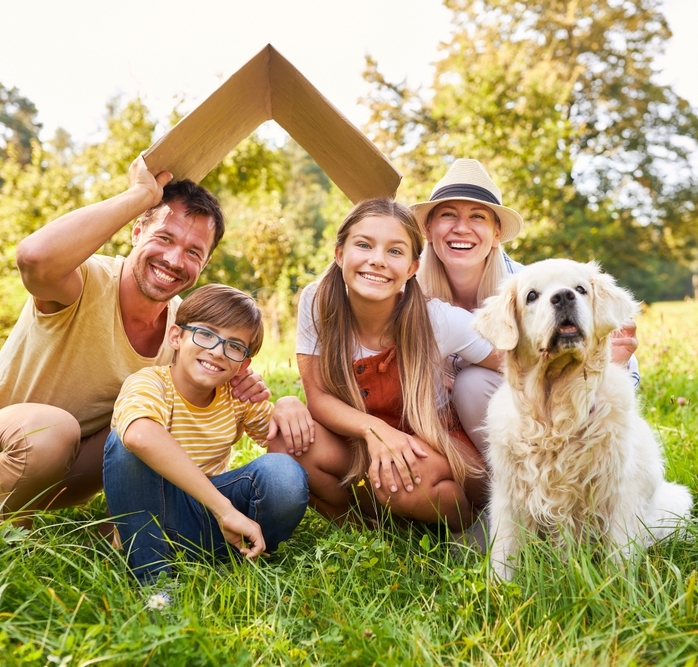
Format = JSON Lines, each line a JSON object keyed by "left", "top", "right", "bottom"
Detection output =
{"left": 473, "top": 259, "right": 693, "bottom": 580}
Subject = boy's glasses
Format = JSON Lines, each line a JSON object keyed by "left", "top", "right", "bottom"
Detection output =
{"left": 179, "top": 325, "right": 251, "bottom": 362}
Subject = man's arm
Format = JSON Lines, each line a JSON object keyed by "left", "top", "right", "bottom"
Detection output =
{"left": 15, "top": 156, "right": 172, "bottom": 313}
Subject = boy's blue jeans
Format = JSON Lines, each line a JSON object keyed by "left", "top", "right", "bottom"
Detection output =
{"left": 103, "top": 430, "right": 308, "bottom": 584}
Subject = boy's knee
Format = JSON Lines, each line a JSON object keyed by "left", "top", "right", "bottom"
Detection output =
{"left": 256, "top": 453, "right": 309, "bottom": 507}
{"left": 103, "top": 430, "right": 148, "bottom": 479}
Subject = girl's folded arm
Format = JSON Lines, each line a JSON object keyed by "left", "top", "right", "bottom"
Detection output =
{"left": 297, "top": 354, "right": 427, "bottom": 492}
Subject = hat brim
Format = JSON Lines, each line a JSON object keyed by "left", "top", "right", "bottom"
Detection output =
{"left": 411, "top": 197, "right": 523, "bottom": 243}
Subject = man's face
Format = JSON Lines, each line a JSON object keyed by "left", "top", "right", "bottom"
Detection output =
{"left": 129, "top": 200, "right": 216, "bottom": 302}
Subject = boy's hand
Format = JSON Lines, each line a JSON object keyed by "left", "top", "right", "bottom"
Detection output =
{"left": 216, "top": 507, "right": 266, "bottom": 558}
{"left": 231, "top": 367, "right": 271, "bottom": 403}
{"left": 268, "top": 396, "right": 315, "bottom": 456}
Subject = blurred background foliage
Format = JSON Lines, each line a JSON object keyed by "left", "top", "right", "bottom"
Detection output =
{"left": 1, "top": 0, "right": 697, "bottom": 344}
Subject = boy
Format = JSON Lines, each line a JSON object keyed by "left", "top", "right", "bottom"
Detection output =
{"left": 103, "top": 284, "right": 312, "bottom": 584}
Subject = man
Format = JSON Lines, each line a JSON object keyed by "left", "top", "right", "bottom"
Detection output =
{"left": 0, "top": 155, "right": 269, "bottom": 524}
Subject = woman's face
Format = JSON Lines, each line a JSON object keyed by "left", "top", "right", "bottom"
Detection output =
{"left": 426, "top": 200, "right": 501, "bottom": 278}
{"left": 335, "top": 215, "right": 419, "bottom": 306}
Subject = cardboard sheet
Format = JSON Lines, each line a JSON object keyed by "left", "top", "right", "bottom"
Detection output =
{"left": 144, "top": 44, "right": 401, "bottom": 202}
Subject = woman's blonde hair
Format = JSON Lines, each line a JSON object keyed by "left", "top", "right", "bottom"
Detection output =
{"left": 311, "top": 198, "right": 474, "bottom": 486}
{"left": 417, "top": 209, "right": 506, "bottom": 308}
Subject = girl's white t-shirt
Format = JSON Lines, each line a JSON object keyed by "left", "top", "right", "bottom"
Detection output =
{"left": 295, "top": 281, "right": 493, "bottom": 364}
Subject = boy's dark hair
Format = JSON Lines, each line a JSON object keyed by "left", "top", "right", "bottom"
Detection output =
{"left": 140, "top": 180, "right": 225, "bottom": 256}
{"left": 175, "top": 284, "right": 264, "bottom": 356}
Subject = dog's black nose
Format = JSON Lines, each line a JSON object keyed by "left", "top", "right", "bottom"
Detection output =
{"left": 550, "top": 289, "right": 576, "bottom": 309}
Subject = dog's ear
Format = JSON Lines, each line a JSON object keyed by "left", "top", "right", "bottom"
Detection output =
{"left": 589, "top": 263, "right": 639, "bottom": 335}
{"left": 473, "top": 278, "right": 519, "bottom": 350}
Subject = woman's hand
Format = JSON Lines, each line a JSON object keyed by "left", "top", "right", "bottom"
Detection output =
{"left": 267, "top": 396, "right": 315, "bottom": 456}
{"left": 364, "top": 422, "right": 428, "bottom": 493}
{"left": 611, "top": 319, "right": 638, "bottom": 365}
{"left": 216, "top": 506, "right": 266, "bottom": 558}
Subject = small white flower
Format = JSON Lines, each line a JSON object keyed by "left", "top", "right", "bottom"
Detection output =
{"left": 146, "top": 592, "right": 171, "bottom": 610}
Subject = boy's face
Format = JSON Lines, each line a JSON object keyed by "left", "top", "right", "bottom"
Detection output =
{"left": 167, "top": 321, "right": 253, "bottom": 406}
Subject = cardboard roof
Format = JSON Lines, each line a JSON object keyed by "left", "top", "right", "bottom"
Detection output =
{"left": 143, "top": 44, "right": 401, "bottom": 203}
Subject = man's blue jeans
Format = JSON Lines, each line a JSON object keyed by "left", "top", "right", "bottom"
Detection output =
{"left": 103, "top": 430, "right": 308, "bottom": 583}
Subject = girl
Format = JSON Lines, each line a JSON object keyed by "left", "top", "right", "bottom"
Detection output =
{"left": 269, "top": 198, "right": 499, "bottom": 530}
{"left": 413, "top": 158, "right": 639, "bottom": 453}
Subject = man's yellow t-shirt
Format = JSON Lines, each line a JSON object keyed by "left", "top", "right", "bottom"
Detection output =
{"left": 0, "top": 255, "right": 178, "bottom": 437}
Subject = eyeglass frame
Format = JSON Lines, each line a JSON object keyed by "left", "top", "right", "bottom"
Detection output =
{"left": 178, "top": 325, "right": 251, "bottom": 362}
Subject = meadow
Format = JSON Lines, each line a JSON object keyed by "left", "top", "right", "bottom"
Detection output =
{"left": 0, "top": 301, "right": 696, "bottom": 666}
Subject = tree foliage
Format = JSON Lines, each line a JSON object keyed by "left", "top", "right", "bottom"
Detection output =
{"left": 362, "top": 0, "right": 698, "bottom": 301}
{"left": 0, "top": 137, "right": 83, "bottom": 278}
{"left": 0, "top": 88, "right": 343, "bottom": 339}
{"left": 0, "top": 84, "right": 41, "bottom": 165}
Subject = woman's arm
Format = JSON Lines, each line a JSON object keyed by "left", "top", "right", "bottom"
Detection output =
{"left": 476, "top": 348, "right": 503, "bottom": 371}
{"left": 123, "top": 417, "right": 265, "bottom": 558}
{"left": 298, "top": 354, "right": 428, "bottom": 494}
{"left": 431, "top": 299, "right": 500, "bottom": 369}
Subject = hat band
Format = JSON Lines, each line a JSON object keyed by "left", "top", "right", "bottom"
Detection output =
{"left": 430, "top": 184, "right": 501, "bottom": 206}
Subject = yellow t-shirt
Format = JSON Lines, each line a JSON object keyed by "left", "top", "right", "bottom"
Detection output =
{"left": 112, "top": 365, "right": 274, "bottom": 477}
{"left": 0, "top": 255, "right": 178, "bottom": 437}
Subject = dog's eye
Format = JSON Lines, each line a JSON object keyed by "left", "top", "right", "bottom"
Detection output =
{"left": 526, "top": 290, "right": 539, "bottom": 304}
{"left": 575, "top": 285, "right": 587, "bottom": 296}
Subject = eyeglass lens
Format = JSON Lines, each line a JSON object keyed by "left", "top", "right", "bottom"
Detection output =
{"left": 191, "top": 328, "right": 248, "bottom": 361}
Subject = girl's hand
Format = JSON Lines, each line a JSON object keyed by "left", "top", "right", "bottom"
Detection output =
{"left": 216, "top": 507, "right": 266, "bottom": 558}
{"left": 268, "top": 396, "right": 315, "bottom": 456}
{"left": 365, "top": 424, "right": 428, "bottom": 493}
{"left": 231, "top": 367, "right": 271, "bottom": 403}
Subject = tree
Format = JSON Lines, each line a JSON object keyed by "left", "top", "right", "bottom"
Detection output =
{"left": 0, "top": 83, "right": 41, "bottom": 166}
{"left": 0, "top": 136, "right": 83, "bottom": 279}
{"left": 200, "top": 136, "right": 348, "bottom": 338}
{"left": 362, "top": 0, "right": 698, "bottom": 300}
{"left": 78, "top": 96, "right": 157, "bottom": 257}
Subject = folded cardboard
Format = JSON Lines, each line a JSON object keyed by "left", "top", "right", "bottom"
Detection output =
{"left": 144, "top": 44, "right": 401, "bottom": 203}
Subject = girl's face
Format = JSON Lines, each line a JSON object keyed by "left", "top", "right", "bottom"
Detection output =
{"left": 426, "top": 200, "right": 501, "bottom": 278}
{"left": 335, "top": 215, "right": 419, "bottom": 306}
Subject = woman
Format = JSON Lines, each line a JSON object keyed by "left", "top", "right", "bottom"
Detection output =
{"left": 269, "top": 198, "right": 499, "bottom": 530}
{"left": 413, "top": 159, "right": 639, "bottom": 453}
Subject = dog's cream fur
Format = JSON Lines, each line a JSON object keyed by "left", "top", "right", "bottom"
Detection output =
{"left": 473, "top": 259, "right": 693, "bottom": 580}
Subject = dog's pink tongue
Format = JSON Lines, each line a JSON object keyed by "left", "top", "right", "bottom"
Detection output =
{"left": 559, "top": 325, "right": 578, "bottom": 334}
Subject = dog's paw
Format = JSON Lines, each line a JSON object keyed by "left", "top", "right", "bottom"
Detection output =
{"left": 489, "top": 552, "right": 516, "bottom": 581}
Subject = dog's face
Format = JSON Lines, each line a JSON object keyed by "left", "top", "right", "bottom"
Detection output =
{"left": 474, "top": 259, "right": 638, "bottom": 364}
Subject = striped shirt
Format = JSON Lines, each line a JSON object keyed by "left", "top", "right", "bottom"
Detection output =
{"left": 112, "top": 365, "right": 274, "bottom": 477}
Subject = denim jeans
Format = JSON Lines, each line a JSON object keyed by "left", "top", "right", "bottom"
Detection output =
{"left": 103, "top": 430, "right": 308, "bottom": 583}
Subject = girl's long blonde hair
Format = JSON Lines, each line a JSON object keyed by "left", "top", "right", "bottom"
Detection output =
{"left": 311, "top": 198, "right": 473, "bottom": 486}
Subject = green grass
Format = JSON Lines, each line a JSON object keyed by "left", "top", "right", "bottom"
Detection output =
{"left": 1, "top": 302, "right": 697, "bottom": 666}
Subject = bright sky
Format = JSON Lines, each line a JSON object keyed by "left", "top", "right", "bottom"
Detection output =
{"left": 2, "top": 0, "right": 696, "bottom": 146}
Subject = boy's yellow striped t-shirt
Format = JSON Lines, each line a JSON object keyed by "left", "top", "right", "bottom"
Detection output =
{"left": 111, "top": 365, "right": 274, "bottom": 477}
